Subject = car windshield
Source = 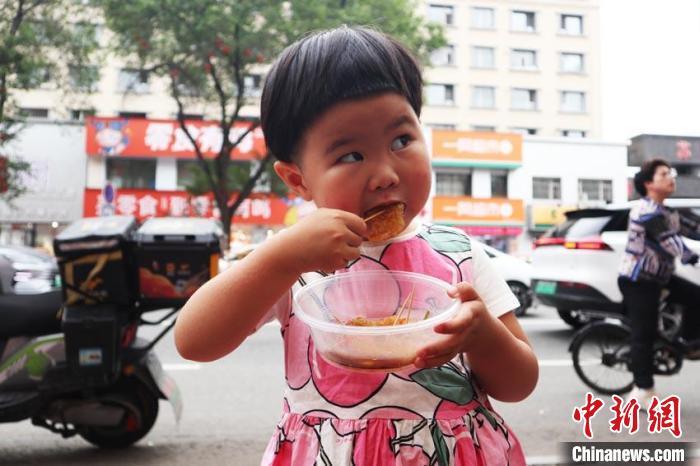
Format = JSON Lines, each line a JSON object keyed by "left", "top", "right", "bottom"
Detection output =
{"left": 0, "top": 247, "right": 52, "bottom": 265}
{"left": 546, "top": 215, "right": 612, "bottom": 240}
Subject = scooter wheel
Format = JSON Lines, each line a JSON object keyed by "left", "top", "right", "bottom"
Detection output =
{"left": 79, "top": 377, "right": 159, "bottom": 449}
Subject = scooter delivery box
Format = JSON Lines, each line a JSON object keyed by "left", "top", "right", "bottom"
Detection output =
{"left": 132, "top": 217, "right": 223, "bottom": 308}
{"left": 62, "top": 305, "right": 122, "bottom": 385}
{"left": 53, "top": 216, "right": 137, "bottom": 307}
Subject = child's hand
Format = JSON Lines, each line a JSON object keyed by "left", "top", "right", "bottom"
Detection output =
{"left": 285, "top": 208, "right": 368, "bottom": 274}
{"left": 414, "top": 282, "right": 497, "bottom": 368}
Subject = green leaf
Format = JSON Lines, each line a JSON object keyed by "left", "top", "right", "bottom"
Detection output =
{"left": 410, "top": 367, "right": 475, "bottom": 405}
{"left": 420, "top": 227, "right": 472, "bottom": 253}
{"left": 476, "top": 406, "right": 498, "bottom": 431}
{"left": 430, "top": 421, "right": 450, "bottom": 466}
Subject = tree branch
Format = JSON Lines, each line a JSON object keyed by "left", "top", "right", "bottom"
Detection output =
{"left": 168, "top": 67, "right": 219, "bottom": 199}
{"left": 227, "top": 152, "right": 273, "bottom": 215}
{"left": 204, "top": 55, "right": 228, "bottom": 135}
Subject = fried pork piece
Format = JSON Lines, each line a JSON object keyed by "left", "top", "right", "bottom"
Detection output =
{"left": 345, "top": 315, "right": 409, "bottom": 326}
{"left": 364, "top": 203, "right": 406, "bottom": 241}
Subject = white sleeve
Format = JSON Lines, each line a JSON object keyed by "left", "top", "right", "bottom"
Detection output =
{"left": 470, "top": 241, "right": 520, "bottom": 318}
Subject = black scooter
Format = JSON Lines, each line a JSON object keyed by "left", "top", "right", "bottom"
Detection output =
{"left": 0, "top": 215, "right": 221, "bottom": 449}
{"left": 0, "top": 289, "right": 182, "bottom": 448}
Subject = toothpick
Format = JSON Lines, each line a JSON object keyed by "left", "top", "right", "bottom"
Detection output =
{"left": 394, "top": 285, "right": 415, "bottom": 326}
{"left": 423, "top": 310, "right": 430, "bottom": 320}
{"left": 363, "top": 207, "right": 388, "bottom": 222}
{"left": 405, "top": 288, "right": 416, "bottom": 323}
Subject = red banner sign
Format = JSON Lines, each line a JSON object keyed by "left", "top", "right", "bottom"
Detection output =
{"left": 85, "top": 117, "right": 266, "bottom": 160}
{"left": 83, "top": 188, "right": 292, "bottom": 225}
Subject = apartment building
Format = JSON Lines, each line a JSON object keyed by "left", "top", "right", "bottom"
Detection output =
{"left": 421, "top": 0, "right": 601, "bottom": 138}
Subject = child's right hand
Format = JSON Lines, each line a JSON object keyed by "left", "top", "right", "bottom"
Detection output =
{"left": 283, "top": 208, "right": 368, "bottom": 274}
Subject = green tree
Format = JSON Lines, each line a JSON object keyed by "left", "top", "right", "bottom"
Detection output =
{"left": 0, "top": 0, "right": 99, "bottom": 201}
{"left": 98, "top": 0, "right": 444, "bottom": 243}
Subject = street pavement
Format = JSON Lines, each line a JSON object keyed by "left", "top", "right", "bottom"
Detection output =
{"left": 1, "top": 305, "right": 699, "bottom": 465}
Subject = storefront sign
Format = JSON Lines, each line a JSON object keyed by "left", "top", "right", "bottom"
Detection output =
{"left": 432, "top": 196, "right": 525, "bottom": 225}
{"left": 431, "top": 130, "right": 523, "bottom": 168}
{"left": 85, "top": 117, "right": 266, "bottom": 160}
{"left": 83, "top": 188, "right": 293, "bottom": 225}
{"left": 629, "top": 134, "right": 700, "bottom": 166}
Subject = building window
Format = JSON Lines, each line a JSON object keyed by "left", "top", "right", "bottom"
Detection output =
{"left": 426, "top": 84, "right": 455, "bottom": 106}
{"left": 244, "top": 74, "right": 263, "bottom": 97}
{"left": 471, "top": 46, "right": 495, "bottom": 69}
{"left": 70, "top": 109, "right": 95, "bottom": 121}
{"left": 176, "top": 159, "right": 201, "bottom": 190}
{"left": 561, "top": 14, "right": 583, "bottom": 35}
{"left": 118, "top": 111, "right": 147, "bottom": 119}
{"left": 69, "top": 65, "right": 99, "bottom": 93}
{"left": 436, "top": 170, "right": 472, "bottom": 196}
{"left": 510, "top": 127, "right": 537, "bottom": 135}
{"left": 491, "top": 170, "right": 508, "bottom": 197}
{"left": 511, "top": 88, "right": 538, "bottom": 110}
{"left": 533, "top": 177, "right": 561, "bottom": 200}
{"left": 428, "top": 4, "right": 454, "bottom": 26}
{"left": 561, "top": 129, "right": 586, "bottom": 138}
{"left": 106, "top": 158, "right": 156, "bottom": 189}
{"left": 177, "top": 113, "right": 204, "bottom": 120}
{"left": 561, "top": 91, "right": 586, "bottom": 112}
{"left": 471, "top": 7, "right": 495, "bottom": 29}
{"left": 511, "top": 49, "right": 538, "bottom": 70}
{"left": 471, "top": 86, "right": 495, "bottom": 109}
{"left": 117, "top": 68, "right": 150, "bottom": 94}
{"left": 431, "top": 45, "right": 456, "bottom": 66}
{"left": 560, "top": 52, "right": 584, "bottom": 73}
{"left": 472, "top": 125, "right": 496, "bottom": 132}
{"left": 579, "top": 179, "right": 612, "bottom": 203}
{"left": 511, "top": 10, "right": 536, "bottom": 32}
{"left": 19, "top": 108, "right": 49, "bottom": 119}
{"left": 427, "top": 123, "right": 457, "bottom": 130}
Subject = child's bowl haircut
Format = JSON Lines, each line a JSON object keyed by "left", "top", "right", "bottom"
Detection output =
{"left": 260, "top": 26, "right": 423, "bottom": 163}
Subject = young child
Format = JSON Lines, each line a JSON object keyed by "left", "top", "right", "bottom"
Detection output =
{"left": 175, "top": 26, "right": 538, "bottom": 465}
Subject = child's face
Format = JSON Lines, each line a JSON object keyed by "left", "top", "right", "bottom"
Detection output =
{"left": 274, "top": 93, "right": 431, "bottom": 226}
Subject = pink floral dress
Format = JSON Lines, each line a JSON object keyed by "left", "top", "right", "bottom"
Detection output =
{"left": 260, "top": 222, "right": 528, "bottom": 466}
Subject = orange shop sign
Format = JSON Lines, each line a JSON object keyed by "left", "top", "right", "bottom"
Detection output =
{"left": 433, "top": 196, "right": 525, "bottom": 225}
{"left": 85, "top": 116, "right": 266, "bottom": 160}
{"left": 83, "top": 188, "right": 292, "bottom": 225}
{"left": 431, "top": 130, "right": 522, "bottom": 167}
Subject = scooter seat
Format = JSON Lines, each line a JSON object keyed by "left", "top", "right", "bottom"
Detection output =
{"left": 0, "top": 290, "right": 63, "bottom": 338}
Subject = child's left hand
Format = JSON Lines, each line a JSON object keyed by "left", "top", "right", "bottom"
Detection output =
{"left": 414, "top": 282, "right": 497, "bottom": 368}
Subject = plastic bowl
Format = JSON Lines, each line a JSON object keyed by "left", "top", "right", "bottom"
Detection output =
{"left": 294, "top": 270, "right": 460, "bottom": 372}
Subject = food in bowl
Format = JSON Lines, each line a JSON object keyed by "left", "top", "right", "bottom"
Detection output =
{"left": 364, "top": 203, "right": 405, "bottom": 241}
{"left": 294, "top": 270, "right": 458, "bottom": 372}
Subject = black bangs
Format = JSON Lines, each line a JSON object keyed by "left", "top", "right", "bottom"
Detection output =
{"left": 261, "top": 26, "right": 423, "bottom": 163}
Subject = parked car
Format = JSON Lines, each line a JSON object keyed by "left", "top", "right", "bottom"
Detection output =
{"left": 530, "top": 199, "right": 700, "bottom": 327}
{"left": 475, "top": 240, "right": 533, "bottom": 317}
{"left": 0, "top": 245, "right": 60, "bottom": 294}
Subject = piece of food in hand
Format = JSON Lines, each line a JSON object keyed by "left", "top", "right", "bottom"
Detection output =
{"left": 364, "top": 202, "right": 405, "bottom": 241}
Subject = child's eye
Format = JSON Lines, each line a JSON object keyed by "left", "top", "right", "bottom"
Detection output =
{"left": 391, "top": 135, "right": 411, "bottom": 151}
{"left": 337, "top": 152, "right": 364, "bottom": 164}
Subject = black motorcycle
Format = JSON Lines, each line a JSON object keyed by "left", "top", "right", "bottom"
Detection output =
{"left": 0, "top": 216, "right": 222, "bottom": 448}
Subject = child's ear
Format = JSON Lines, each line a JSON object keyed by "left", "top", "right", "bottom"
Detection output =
{"left": 273, "top": 161, "right": 312, "bottom": 201}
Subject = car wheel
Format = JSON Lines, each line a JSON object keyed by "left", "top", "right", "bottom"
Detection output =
{"left": 557, "top": 309, "right": 601, "bottom": 329}
{"left": 508, "top": 282, "right": 531, "bottom": 317}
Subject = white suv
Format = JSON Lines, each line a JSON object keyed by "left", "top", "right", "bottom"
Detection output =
{"left": 531, "top": 199, "right": 700, "bottom": 327}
